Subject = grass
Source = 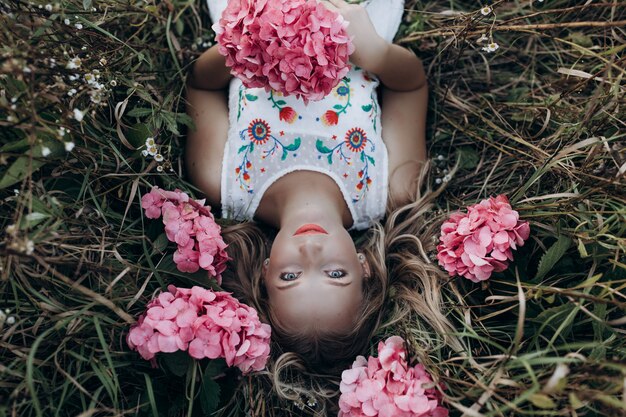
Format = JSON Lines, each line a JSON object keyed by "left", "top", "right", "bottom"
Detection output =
{"left": 1, "top": 0, "right": 625, "bottom": 416}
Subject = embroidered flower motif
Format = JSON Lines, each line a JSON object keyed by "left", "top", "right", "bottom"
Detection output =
{"left": 279, "top": 106, "right": 298, "bottom": 124}
{"left": 333, "top": 84, "right": 352, "bottom": 100}
{"left": 345, "top": 127, "right": 367, "bottom": 152}
{"left": 321, "top": 110, "right": 339, "bottom": 126}
{"left": 247, "top": 119, "right": 271, "bottom": 144}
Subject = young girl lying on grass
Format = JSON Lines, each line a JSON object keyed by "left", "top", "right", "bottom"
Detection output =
{"left": 185, "top": 0, "right": 459, "bottom": 411}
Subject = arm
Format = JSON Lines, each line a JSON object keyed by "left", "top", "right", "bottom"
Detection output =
{"left": 187, "top": 45, "right": 233, "bottom": 91}
{"left": 325, "top": 0, "right": 426, "bottom": 92}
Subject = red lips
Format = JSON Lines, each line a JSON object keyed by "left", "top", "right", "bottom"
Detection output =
{"left": 293, "top": 224, "right": 328, "bottom": 236}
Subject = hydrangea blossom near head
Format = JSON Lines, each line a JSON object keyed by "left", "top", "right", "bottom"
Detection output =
{"left": 338, "top": 336, "right": 448, "bottom": 417}
{"left": 127, "top": 285, "right": 271, "bottom": 374}
{"left": 141, "top": 187, "right": 229, "bottom": 284}
{"left": 213, "top": 0, "right": 355, "bottom": 102}
{"left": 436, "top": 194, "right": 530, "bottom": 282}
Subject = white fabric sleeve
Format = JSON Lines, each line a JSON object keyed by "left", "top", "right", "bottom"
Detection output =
{"left": 207, "top": 0, "right": 228, "bottom": 24}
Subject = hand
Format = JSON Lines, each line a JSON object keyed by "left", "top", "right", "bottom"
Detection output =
{"left": 323, "top": 0, "right": 389, "bottom": 73}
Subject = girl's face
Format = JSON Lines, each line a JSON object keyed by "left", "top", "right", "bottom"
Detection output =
{"left": 264, "top": 222, "right": 370, "bottom": 334}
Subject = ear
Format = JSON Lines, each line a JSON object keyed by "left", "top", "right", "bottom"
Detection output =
{"left": 261, "top": 258, "right": 269, "bottom": 278}
{"left": 358, "top": 252, "right": 371, "bottom": 279}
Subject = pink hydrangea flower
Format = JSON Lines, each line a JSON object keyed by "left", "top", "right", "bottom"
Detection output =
{"left": 213, "top": 0, "right": 355, "bottom": 102}
{"left": 338, "top": 336, "right": 448, "bottom": 417}
{"left": 436, "top": 195, "right": 530, "bottom": 283}
{"left": 141, "top": 187, "right": 229, "bottom": 285}
{"left": 128, "top": 285, "right": 271, "bottom": 374}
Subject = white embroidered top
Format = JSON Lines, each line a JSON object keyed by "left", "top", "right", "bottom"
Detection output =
{"left": 211, "top": 0, "right": 405, "bottom": 230}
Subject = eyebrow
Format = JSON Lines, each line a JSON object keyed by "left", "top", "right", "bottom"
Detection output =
{"left": 276, "top": 280, "right": 353, "bottom": 290}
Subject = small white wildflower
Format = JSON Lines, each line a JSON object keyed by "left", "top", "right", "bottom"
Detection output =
{"left": 154, "top": 153, "right": 164, "bottom": 162}
{"left": 68, "top": 74, "right": 78, "bottom": 81}
{"left": 443, "top": 168, "right": 449, "bottom": 174}
{"left": 435, "top": 178, "right": 443, "bottom": 184}
{"left": 44, "top": 4, "right": 52, "bottom": 11}
{"left": 99, "top": 58, "right": 107, "bottom": 66}
{"left": 4, "top": 308, "right": 10, "bottom": 314}
{"left": 38, "top": 4, "right": 42, "bottom": 8}
{"left": 477, "top": 33, "right": 489, "bottom": 43}
{"left": 49, "top": 58, "right": 56, "bottom": 68}
{"left": 58, "top": 127, "right": 67, "bottom": 136}
{"left": 41, "top": 146, "right": 51, "bottom": 157}
{"left": 437, "top": 154, "right": 445, "bottom": 161}
{"left": 10, "top": 97, "right": 17, "bottom": 103}
{"left": 91, "top": 7, "right": 97, "bottom": 11}
{"left": 64, "top": 141, "right": 75, "bottom": 151}
{"left": 80, "top": 46, "right": 87, "bottom": 51}
{"left": 480, "top": 6, "right": 492, "bottom": 15}
{"left": 67, "top": 88, "right": 77, "bottom": 96}
{"left": 93, "top": 82, "right": 104, "bottom": 90}
{"left": 92, "top": 69, "right": 100, "bottom": 77}
{"left": 23, "top": 66, "right": 31, "bottom": 73}
{"left": 109, "top": 80, "right": 117, "bottom": 87}
{"left": 84, "top": 73, "right": 95, "bottom": 84}
{"left": 6, "top": 316, "right": 15, "bottom": 325}
{"left": 145, "top": 137, "right": 155, "bottom": 147}
{"left": 13, "top": 189, "right": 19, "bottom": 195}
{"left": 6, "top": 224, "right": 17, "bottom": 235}
{"left": 443, "top": 174, "right": 451, "bottom": 182}
{"left": 73, "top": 108, "right": 85, "bottom": 122}
{"left": 75, "top": 23, "right": 83, "bottom": 30}
{"left": 10, "top": 104, "right": 16, "bottom": 110}
{"left": 482, "top": 42, "right": 500, "bottom": 52}
{"left": 156, "top": 165, "right": 164, "bottom": 172}
{"left": 147, "top": 145, "right": 158, "bottom": 156}
{"left": 66, "top": 57, "right": 81, "bottom": 69}
{"left": 7, "top": 115, "right": 16, "bottom": 122}
{"left": 64, "top": 18, "right": 70, "bottom": 25}
{"left": 141, "top": 150, "right": 149, "bottom": 157}
{"left": 25, "top": 240, "right": 34, "bottom": 255}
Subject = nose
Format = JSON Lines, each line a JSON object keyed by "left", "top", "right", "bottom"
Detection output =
{"left": 298, "top": 239, "right": 323, "bottom": 257}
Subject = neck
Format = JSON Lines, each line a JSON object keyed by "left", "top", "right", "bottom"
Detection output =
{"left": 256, "top": 171, "right": 353, "bottom": 230}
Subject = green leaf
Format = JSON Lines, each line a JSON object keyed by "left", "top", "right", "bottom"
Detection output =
{"left": 327, "top": 154, "right": 333, "bottom": 165}
{"left": 366, "top": 155, "right": 375, "bottom": 166}
{"left": 237, "top": 145, "right": 248, "bottom": 154}
{"left": 0, "top": 156, "right": 45, "bottom": 189}
{"left": 456, "top": 147, "right": 479, "bottom": 170}
{"left": 0, "top": 138, "right": 30, "bottom": 153}
{"left": 535, "top": 235, "right": 572, "bottom": 280}
{"left": 82, "top": 0, "right": 92, "bottom": 10}
{"left": 333, "top": 104, "right": 344, "bottom": 110}
{"left": 162, "top": 351, "right": 191, "bottom": 377}
{"left": 245, "top": 94, "right": 258, "bottom": 101}
{"left": 199, "top": 378, "right": 220, "bottom": 416}
{"left": 127, "top": 107, "right": 154, "bottom": 118}
{"left": 315, "top": 139, "right": 332, "bottom": 154}
{"left": 284, "top": 137, "right": 301, "bottom": 151}
{"left": 176, "top": 113, "right": 195, "bottom": 129}
{"left": 275, "top": 100, "right": 286, "bottom": 106}
{"left": 162, "top": 112, "right": 180, "bottom": 136}
{"left": 281, "top": 149, "right": 288, "bottom": 161}
{"left": 361, "top": 104, "right": 372, "bottom": 112}
{"left": 152, "top": 233, "right": 169, "bottom": 254}
{"left": 569, "top": 393, "right": 584, "bottom": 409}
{"left": 125, "top": 123, "right": 152, "bottom": 149}
{"left": 360, "top": 152, "right": 365, "bottom": 162}
{"left": 199, "top": 360, "right": 226, "bottom": 416}
{"left": 529, "top": 393, "right": 556, "bottom": 409}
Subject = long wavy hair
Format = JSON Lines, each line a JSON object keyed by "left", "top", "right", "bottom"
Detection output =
{"left": 219, "top": 162, "right": 462, "bottom": 415}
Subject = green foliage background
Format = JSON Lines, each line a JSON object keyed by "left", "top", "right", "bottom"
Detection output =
{"left": 0, "top": 0, "right": 624, "bottom": 416}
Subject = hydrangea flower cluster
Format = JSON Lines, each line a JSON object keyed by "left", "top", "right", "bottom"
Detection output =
{"left": 213, "top": 0, "right": 355, "bottom": 102}
{"left": 141, "top": 187, "right": 229, "bottom": 284}
{"left": 436, "top": 194, "right": 530, "bottom": 282}
{"left": 127, "top": 285, "right": 271, "bottom": 374}
{"left": 339, "top": 336, "right": 448, "bottom": 417}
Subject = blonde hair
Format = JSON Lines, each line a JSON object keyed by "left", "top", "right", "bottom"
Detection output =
{"left": 219, "top": 162, "right": 461, "bottom": 414}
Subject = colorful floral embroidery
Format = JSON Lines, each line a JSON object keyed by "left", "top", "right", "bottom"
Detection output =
{"left": 268, "top": 90, "right": 299, "bottom": 124}
{"left": 237, "top": 85, "right": 258, "bottom": 121}
{"left": 320, "top": 77, "right": 352, "bottom": 126}
{"left": 361, "top": 89, "right": 378, "bottom": 132}
{"left": 235, "top": 119, "right": 301, "bottom": 192}
{"left": 316, "top": 127, "right": 376, "bottom": 202}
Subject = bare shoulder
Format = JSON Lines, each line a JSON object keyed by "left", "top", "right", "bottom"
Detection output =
{"left": 185, "top": 85, "right": 229, "bottom": 208}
